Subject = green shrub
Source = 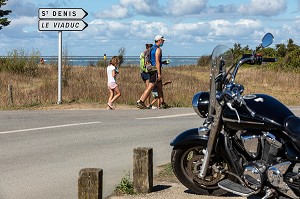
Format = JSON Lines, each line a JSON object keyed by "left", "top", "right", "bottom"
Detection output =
{"left": 97, "top": 59, "right": 107, "bottom": 67}
{"left": 0, "top": 49, "right": 40, "bottom": 77}
{"left": 197, "top": 55, "right": 210, "bottom": 67}
{"left": 114, "top": 171, "right": 135, "bottom": 195}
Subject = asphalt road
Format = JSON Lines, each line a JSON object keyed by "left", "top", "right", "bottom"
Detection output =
{"left": 0, "top": 108, "right": 203, "bottom": 199}
{"left": 0, "top": 107, "right": 299, "bottom": 199}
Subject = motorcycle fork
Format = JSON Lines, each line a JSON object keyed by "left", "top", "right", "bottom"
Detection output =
{"left": 199, "top": 105, "right": 223, "bottom": 178}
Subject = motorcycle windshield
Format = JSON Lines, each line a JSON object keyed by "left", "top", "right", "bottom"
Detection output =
{"left": 208, "top": 45, "right": 233, "bottom": 118}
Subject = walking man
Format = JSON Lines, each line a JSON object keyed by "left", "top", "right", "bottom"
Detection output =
{"left": 136, "top": 35, "right": 169, "bottom": 109}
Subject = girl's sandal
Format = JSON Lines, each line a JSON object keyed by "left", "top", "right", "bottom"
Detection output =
{"left": 107, "top": 103, "right": 114, "bottom": 110}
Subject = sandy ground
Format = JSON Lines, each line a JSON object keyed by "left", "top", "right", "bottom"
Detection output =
{"left": 107, "top": 179, "right": 246, "bottom": 199}
{"left": 106, "top": 164, "right": 246, "bottom": 199}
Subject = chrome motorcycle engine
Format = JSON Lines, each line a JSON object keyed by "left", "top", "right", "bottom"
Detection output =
{"left": 267, "top": 161, "right": 299, "bottom": 199}
{"left": 243, "top": 161, "right": 266, "bottom": 190}
{"left": 240, "top": 131, "right": 300, "bottom": 198}
{"left": 240, "top": 131, "right": 283, "bottom": 161}
{"left": 241, "top": 132, "right": 284, "bottom": 191}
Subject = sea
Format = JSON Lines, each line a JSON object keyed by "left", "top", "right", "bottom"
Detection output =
{"left": 41, "top": 56, "right": 200, "bottom": 67}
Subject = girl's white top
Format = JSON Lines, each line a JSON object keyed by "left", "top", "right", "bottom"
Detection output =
{"left": 107, "top": 64, "right": 116, "bottom": 83}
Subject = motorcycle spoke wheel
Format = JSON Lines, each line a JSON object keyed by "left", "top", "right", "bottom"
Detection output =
{"left": 172, "top": 144, "right": 234, "bottom": 195}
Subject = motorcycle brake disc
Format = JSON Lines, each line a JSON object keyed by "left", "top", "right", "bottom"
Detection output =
{"left": 187, "top": 155, "right": 226, "bottom": 186}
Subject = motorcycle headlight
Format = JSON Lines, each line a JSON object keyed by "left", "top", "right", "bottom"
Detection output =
{"left": 192, "top": 92, "right": 210, "bottom": 118}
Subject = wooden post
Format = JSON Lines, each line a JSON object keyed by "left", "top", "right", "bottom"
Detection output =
{"left": 8, "top": 84, "right": 13, "bottom": 105}
{"left": 78, "top": 168, "right": 103, "bottom": 199}
{"left": 133, "top": 147, "right": 153, "bottom": 193}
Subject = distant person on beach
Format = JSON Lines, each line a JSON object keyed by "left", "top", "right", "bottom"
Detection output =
{"left": 40, "top": 58, "right": 44, "bottom": 65}
{"left": 150, "top": 80, "right": 172, "bottom": 109}
{"left": 137, "top": 35, "right": 170, "bottom": 109}
{"left": 139, "top": 43, "right": 153, "bottom": 107}
{"left": 106, "top": 56, "right": 121, "bottom": 110}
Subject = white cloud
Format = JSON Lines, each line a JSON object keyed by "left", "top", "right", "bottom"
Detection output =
{"left": 46, "top": 0, "right": 71, "bottom": 7}
{"left": 120, "top": 0, "right": 162, "bottom": 15}
{"left": 94, "top": 5, "right": 130, "bottom": 19}
{"left": 172, "top": 22, "right": 211, "bottom": 36}
{"left": 238, "top": 0, "right": 287, "bottom": 16}
{"left": 209, "top": 19, "right": 261, "bottom": 37}
{"left": 168, "top": 0, "right": 207, "bottom": 16}
{"left": 89, "top": 19, "right": 169, "bottom": 40}
{"left": 94, "top": 0, "right": 163, "bottom": 19}
{"left": 0, "top": 16, "right": 39, "bottom": 39}
{"left": 120, "top": 0, "right": 150, "bottom": 13}
{"left": 10, "top": 16, "right": 37, "bottom": 26}
{"left": 280, "top": 16, "right": 300, "bottom": 37}
{"left": 6, "top": 0, "right": 38, "bottom": 17}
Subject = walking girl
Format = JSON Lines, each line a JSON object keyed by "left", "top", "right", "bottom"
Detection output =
{"left": 106, "top": 56, "right": 121, "bottom": 110}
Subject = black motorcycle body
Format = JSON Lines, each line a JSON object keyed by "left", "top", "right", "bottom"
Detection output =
{"left": 170, "top": 33, "right": 300, "bottom": 199}
{"left": 223, "top": 93, "right": 294, "bottom": 130}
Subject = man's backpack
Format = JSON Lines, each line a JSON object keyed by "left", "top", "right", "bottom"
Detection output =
{"left": 139, "top": 47, "right": 153, "bottom": 73}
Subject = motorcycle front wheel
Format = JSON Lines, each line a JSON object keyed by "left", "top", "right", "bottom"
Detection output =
{"left": 171, "top": 144, "right": 235, "bottom": 195}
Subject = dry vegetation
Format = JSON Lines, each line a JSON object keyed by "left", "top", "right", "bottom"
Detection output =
{"left": 0, "top": 64, "right": 299, "bottom": 110}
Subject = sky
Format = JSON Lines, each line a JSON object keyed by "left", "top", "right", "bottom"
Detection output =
{"left": 0, "top": 0, "right": 300, "bottom": 57}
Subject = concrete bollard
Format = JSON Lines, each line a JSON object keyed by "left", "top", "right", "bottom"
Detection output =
{"left": 78, "top": 168, "right": 103, "bottom": 199}
{"left": 133, "top": 147, "right": 153, "bottom": 193}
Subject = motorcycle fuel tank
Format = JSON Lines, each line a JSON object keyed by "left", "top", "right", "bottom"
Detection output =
{"left": 223, "top": 94, "right": 294, "bottom": 131}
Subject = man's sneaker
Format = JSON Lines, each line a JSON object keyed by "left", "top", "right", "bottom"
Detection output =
{"left": 136, "top": 100, "right": 146, "bottom": 109}
{"left": 160, "top": 102, "right": 171, "bottom": 109}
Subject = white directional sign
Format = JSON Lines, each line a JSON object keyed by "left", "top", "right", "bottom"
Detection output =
{"left": 38, "top": 8, "right": 88, "bottom": 104}
{"left": 38, "top": 19, "right": 88, "bottom": 31}
{"left": 39, "top": 8, "right": 88, "bottom": 19}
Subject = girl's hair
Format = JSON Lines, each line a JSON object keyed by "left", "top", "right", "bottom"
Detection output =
{"left": 110, "top": 56, "right": 119, "bottom": 66}
{"left": 145, "top": 44, "right": 153, "bottom": 49}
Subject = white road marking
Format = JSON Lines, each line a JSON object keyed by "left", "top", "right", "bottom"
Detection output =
{"left": 0, "top": 121, "right": 102, "bottom": 134}
{"left": 136, "top": 113, "right": 196, "bottom": 120}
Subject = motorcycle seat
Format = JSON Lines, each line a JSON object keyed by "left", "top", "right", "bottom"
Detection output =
{"left": 285, "top": 116, "right": 300, "bottom": 149}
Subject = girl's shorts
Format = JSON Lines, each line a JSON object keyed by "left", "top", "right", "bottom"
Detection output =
{"left": 108, "top": 82, "right": 118, "bottom": 89}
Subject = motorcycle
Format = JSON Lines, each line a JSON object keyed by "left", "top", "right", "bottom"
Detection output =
{"left": 170, "top": 33, "right": 300, "bottom": 199}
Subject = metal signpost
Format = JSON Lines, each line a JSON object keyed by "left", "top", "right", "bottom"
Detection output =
{"left": 38, "top": 8, "right": 88, "bottom": 104}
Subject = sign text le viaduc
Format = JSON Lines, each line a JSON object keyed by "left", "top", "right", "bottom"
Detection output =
{"left": 38, "top": 8, "right": 88, "bottom": 104}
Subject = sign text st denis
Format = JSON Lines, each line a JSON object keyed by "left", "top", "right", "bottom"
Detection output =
{"left": 39, "top": 8, "right": 88, "bottom": 19}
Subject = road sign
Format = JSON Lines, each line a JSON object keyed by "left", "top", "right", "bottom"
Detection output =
{"left": 39, "top": 8, "right": 88, "bottom": 19}
{"left": 38, "top": 7, "right": 88, "bottom": 104}
{"left": 38, "top": 19, "right": 88, "bottom": 31}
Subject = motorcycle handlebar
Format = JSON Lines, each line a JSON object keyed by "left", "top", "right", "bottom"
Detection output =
{"left": 241, "top": 54, "right": 276, "bottom": 65}
{"left": 262, "top": 58, "right": 277, "bottom": 62}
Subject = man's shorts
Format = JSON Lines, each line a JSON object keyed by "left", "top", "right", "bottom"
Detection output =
{"left": 149, "top": 71, "right": 158, "bottom": 84}
{"left": 141, "top": 72, "right": 150, "bottom": 82}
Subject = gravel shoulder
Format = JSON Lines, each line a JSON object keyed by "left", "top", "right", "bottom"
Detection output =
{"left": 106, "top": 164, "right": 246, "bottom": 199}
{"left": 107, "top": 181, "right": 246, "bottom": 199}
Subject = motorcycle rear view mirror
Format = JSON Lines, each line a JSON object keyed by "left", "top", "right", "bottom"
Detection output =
{"left": 261, "top": 33, "right": 274, "bottom": 48}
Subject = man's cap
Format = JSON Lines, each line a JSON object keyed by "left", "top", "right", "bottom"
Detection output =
{"left": 154, "top": 35, "right": 166, "bottom": 41}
